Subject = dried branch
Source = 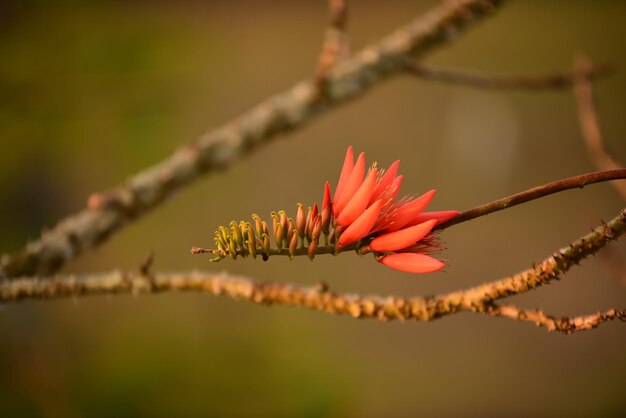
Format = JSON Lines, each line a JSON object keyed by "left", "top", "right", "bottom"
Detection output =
{"left": 0, "top": 0, "right": 506, "bottom": 279}
{"left": 572, "top": 54, "right": 626, "bottom": 200}
{"left": 485, "top": 303, "right": 626, "bottom": 334}
{"left": 3, "top": 208, "right": 624, "bottom": 334}
{"left": 437, "top": 169, "right": 626, "bottom": 230}
{"left": 406, "top": 62, "right": 612, "bottom": 90}
{"left": 315, "top": 0, "right": 349, "bottom": 95}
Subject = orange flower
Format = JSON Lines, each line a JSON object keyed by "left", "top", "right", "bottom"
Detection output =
{"left": 331, "top": 146, "right": 459, "bottom": 274}
{"left": 198, "top": 146, "right": 459, "bottom": 275}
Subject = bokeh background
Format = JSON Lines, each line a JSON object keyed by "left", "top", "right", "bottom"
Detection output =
{"left": 1, "top": 1, "right": 626, "bottom": 417}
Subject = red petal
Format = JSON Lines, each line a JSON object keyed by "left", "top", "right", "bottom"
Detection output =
{"left": 368, "top": 219, "right": 437, "bottom": 252}
{"left": 379, "top": 253, "right": 445, "bottom": 274}
{"left": 370, "top": 160, "right": 400, "bottom": 205}
{"left": 333, "top": 152, "right": 365, "bottom": 217}
{"left": 337, "top": 199, "right": 383, "bottom": 248}
{"left": 333, "top": 146, "right": 354, "bottom": 203}
{"left": 409, "top": 210, "right": 460, "bottom": 226}
{"left": 322, "top": 182, "right": 331, "bottom": 210}
{"left": 336, "top": 167, "right": 378, "bottom": 226}
{"left": 385, "top": 189, "right": 436, "bottom": 232}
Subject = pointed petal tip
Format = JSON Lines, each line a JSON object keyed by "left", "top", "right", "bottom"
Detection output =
{"left": 334, "top": 147, "right": 356, "bottom": 204}
{"left": 334, "top": 152, "right": 367, "bottom": 217}
{"left": 410, "top": 210, "right": 461, "bottom": 226}
{"left": 322, "top": 181, "right": 332, "bottom": 210}
{"left": 379, "top": 253, "right": 445, "bottom": 274}
{"left": 385, "top": 188, "right": 438, "bottom": 232}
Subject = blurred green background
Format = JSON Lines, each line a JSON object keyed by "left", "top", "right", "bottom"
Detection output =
{"left": 1, "top": 1, "right": 626, "bottom": 417}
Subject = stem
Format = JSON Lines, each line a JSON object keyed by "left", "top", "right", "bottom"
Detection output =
{"left": 192, "top": 243, "right": 359, "bottom": 259}
{"left": 438, "top": 169, "right": 626, "bottom": 230}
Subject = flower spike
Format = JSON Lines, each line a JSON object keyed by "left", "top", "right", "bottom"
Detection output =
{"left": 193, "top": 147, "right": 458, "bottom": 276}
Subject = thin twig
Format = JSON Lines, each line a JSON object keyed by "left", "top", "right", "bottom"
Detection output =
{"left": 3, "top": 208, "right": 624, "bottom": 334}
{"left": 486, "top": 303, "right": 626, "bottom": 334}
{"left": 315, "top": 0, "right": 349, "bottom": 96}
{"left": 0, "top": 0, "right": 506, "bottom": 279}
{"left": 572, "top": 54, "right": 626, "bottom": 201}
{"left": 437, "top": 169, "right": 626, "bottom": 230}
{"left": 406, "top": 62, "right": 612, "bottom": 90}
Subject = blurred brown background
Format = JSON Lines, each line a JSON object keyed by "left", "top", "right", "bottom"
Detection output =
{"left": 1, "top": 1, "right": 625, "bottom": 417}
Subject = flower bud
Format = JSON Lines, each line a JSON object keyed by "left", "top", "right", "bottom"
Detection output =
{"left": 252, "top": 214, "right": 263, "bottom": 237}
{"left": 287, "top": 219, "right": 295, "bottom": 244}
{"left": 230, "top": 221, "right": 243, "bottom": 248}
{"left": 275, "top": 222, "right": 284, "bottom": 249}
{"left": 289, "top": 231, "right": 298, "bottom": 259}
{"left": 261, "top": 221, "right": 269, "bottom": 236}
{"left": 271, "top": 211, "right": 279, "bottom": 237}
{"left": 308, "top": 240, "right": 318, "bottom": 261}
{"left": 312, "top": 214, "right": 322, "bottom": 242}
{"left": 321, "top": 206, "right": 332, "bottom": 235}
{"left": 246, "top": 223, "right": 257, "bottom": 258}
{"left": 228, "top": 238, "right": 237, "bottom": 260}
{"left": 279, "top": 210, "right": 289, "bottom": 239}
{"left": 262, "top": 233, "right": 270, "bottom": 261}
{"left": 296, "top": 203, "right": 306, "bottom": 239}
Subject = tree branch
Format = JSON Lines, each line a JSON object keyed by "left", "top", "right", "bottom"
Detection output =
{"left": 485, "top": 303, "right": 626, "bottom": 334}
{"left": 0, "top": 0, "right": 506, "bottom": 279}
{"left": 406, "top": 61, "right": 612, "bottom": 90}
{"left": 572, "top": 54, "right": 626, "bottom": 201}
{"left": 437, "top": 169, "right": 626, "bottom": 230}
{"left": 315, "top": 0, "right": 349, "bottom": 95}
{"left": 3, "top": 208, "right": 624, "bottom": 334}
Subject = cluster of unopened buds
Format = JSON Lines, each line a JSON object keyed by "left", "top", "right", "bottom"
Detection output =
{"left": 192, "top": 146, "right": 460, "bottom": 274}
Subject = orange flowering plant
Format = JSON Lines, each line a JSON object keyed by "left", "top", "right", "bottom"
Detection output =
{"left": 192, "top": 146, "right": 459, "bottom": 274}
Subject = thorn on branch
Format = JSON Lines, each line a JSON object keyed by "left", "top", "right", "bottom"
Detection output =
{"left": 139, "top": 251, "right": 155, "bottom": 276}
